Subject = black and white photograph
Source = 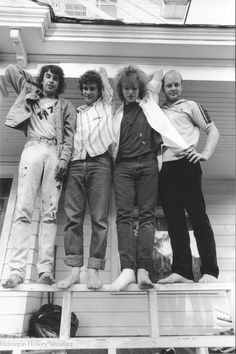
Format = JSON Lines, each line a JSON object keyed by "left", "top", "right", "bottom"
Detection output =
{"left": 0, "top": 1, "right": 235, "bottom": 353}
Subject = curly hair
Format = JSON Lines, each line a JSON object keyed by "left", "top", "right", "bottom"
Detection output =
{"left": 78, "top": 70, "right": 104, "bottom": 98}
{"left": 116, "top": 65, "right": 148, "bottom": 102}
{"left": 36, "top": 65, "right": 66, "bottom": 95}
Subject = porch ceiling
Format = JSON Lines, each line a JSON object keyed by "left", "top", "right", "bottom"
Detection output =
{"left": 0, "top": 2, "right": 234, "bottom": 79}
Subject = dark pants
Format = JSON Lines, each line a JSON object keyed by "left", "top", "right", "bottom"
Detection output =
{"left": 63, "top": 153, "right": 112, "bottom": 270}
{"left": 113, "top": 153, "right": 159, "bottom": 272}
{"left": 159, "top": 158, "right": 219, "bottom": 280}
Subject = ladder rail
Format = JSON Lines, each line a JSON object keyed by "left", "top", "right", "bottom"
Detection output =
{"left": 0, "top": 282, "right": 234, "bottom": 354}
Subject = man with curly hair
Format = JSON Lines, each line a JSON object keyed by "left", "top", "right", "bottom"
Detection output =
{"left": 2, "top": 64, "right": 76, "bottom": 288}
{"left": 107, "top": 65, "right": 187, "bottom": 291}
{"left": 57, "top": 68, "right": 115, "bottom": 290}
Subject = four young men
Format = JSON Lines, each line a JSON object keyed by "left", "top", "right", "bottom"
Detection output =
{"left": 1, "top": 64, "right": 219, "bottom": 289}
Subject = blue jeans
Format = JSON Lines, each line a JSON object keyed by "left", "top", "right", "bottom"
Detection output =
{"left": 113, "top": 153, "right": 159, "bottom": 272}
{"left": 63, "top": 153, "right": 112, "bottom": 270}
{"left": 159, "top": 158, "right": 219, "bottom": 280}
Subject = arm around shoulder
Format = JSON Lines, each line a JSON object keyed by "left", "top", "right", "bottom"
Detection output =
{"left": 98, "top": 67, "right": 113, "bottom": 104}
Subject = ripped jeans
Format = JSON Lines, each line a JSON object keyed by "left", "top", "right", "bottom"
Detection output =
{"left": 8, "top": 139, "right": 62, "bottom": 280}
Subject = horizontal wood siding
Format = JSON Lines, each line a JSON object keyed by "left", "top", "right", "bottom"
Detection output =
{"left": 48, "top": 292, "right": 231, "bottom": 337}
{"left": 202, "top": 180, "right": 235, "bottom": 283}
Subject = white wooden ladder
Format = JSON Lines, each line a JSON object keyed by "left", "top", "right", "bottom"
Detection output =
{"left": 0, "top": 282, "right": 235, "bottom": 354}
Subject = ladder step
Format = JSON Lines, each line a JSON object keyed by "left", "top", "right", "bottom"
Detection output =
{"left": 2, "top": 335, "right": 235, "bottom": 351}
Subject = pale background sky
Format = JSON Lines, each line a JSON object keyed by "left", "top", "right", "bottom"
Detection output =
{"left": 187, "top": 0, "right": 235, "bottom": 25}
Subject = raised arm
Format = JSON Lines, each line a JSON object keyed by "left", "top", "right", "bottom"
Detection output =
{"left": 5, "top": 64, "right": 35, "bottom": 94}
{"left": 148, "top": 68, "right": 163, "bottom": 104}
{"left": 98, "top": 67, "right": 113, "bottom": 104}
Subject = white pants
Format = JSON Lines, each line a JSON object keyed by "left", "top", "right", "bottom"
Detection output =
{"left": 8, "top": 139, "right": 62, "bottom": 279}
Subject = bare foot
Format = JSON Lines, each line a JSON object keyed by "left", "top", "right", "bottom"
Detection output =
{"left": 198, "top": 274, "right": 217, "bottom": 283}
{"left": 137, "top": 268, "right": 154, "bottom": 290}
{"left": 104, "top": 269, "right": 136, "bottom": 291}
{"left": 38, "top": 272, "right": 55, "bottom": 285}
{"left": 1, "top": 274, "right": 23, "bottom": 288}
{"left": 87, "top": 269, "right": 102, "bottom": 289}
{"left": 57, "top": 267, "right": 81, "bottom": 289}
{"left": 158, "top": 273, "right": 193, "bottom": 284}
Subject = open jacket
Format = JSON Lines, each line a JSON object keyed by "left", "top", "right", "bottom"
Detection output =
{"left": 4, "top": 64, "right": 76, "bottom": 164}
{"left": 112, "top": 80, "right": 188, "bottom": 162}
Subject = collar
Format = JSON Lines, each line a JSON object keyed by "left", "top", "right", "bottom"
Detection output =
{"left": 161, "top": 98, "right": 187, "bottom": 109}
{"left": 77, "top": 97, "right": 102, "bottom": 113}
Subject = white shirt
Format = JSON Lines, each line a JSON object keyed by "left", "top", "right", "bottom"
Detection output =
{"left": 72, "top": 96, "right": 115, "bottom": 160}
{"left": 161, "top": 99, "right": 213, "bottom": 162}
{"left": 27, "top": 97, "right": 57, "bottom": 139}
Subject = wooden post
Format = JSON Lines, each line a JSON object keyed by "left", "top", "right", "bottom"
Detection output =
{"left": 59, "top": 292, "right": 72, "bottom": 339}
{"left": 226, "top": 286, "right": 235, "bottom": 334}
{"left": 147, "top": 289, "right": 159, "bottom": 338}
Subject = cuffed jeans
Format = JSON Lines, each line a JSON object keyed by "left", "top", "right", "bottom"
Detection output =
{"left": 9, "top": 139, "right": 62, "bottom": 280}
{"left": 159, "top": 157, "right": 219, "bottom": 280}
{"left": 113, "top": 153, "right": 159, "bottom": 272}
{"left": 63, "top": 153, "right": 112, "bottom": 270}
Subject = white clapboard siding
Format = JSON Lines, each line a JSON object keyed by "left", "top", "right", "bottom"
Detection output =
{"left": 57, "top": 293, "right": 230, "bottom": 337}
{"left": 202, "top": 180, "right": 235, "bottom": 283}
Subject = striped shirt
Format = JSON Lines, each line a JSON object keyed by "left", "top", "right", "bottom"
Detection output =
{"left": 161, "top": 99, "right": 213, "bottom": 162}
{"left": 72, "top": 96, "right": 115, "bottom": 161}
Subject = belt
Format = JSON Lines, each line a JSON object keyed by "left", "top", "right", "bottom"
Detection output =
{"left": 76, "top": 151, "right": 110, "bottom": 162}
{"left": 117, "top": 151, "right": 154, "bottom": 162}
{"left": 27, "top": 137, "right": 57, "bottom": 145}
